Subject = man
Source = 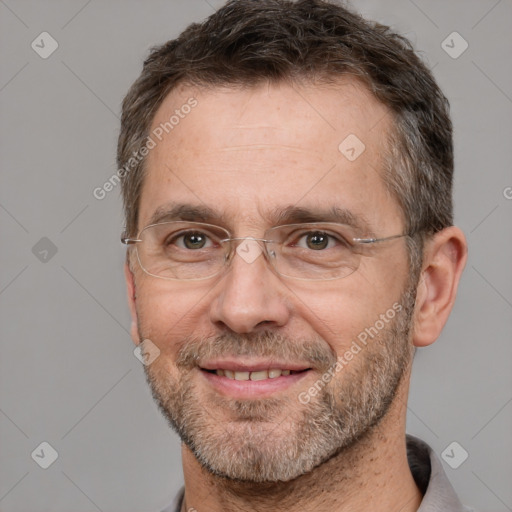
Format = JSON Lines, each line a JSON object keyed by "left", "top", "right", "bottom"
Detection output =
{"left": 118, "top": 0, "right": 471, "bottom": 510}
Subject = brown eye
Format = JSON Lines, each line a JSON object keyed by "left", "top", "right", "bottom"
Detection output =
{"left": 168, "top": 231, "right": 213, "bottom": 250}
{"left": 305, "top": 232, "right": 329, "bottom": 250}
{"left": 183, "top": 232, "right": 207, "bottom": 249}
{"left": 294, "top": 231, "right": 339, "bottom": 251}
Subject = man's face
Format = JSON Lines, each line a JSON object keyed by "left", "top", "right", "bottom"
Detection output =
{"left": 127, "top": 79, "right": 417, "bottom": 482}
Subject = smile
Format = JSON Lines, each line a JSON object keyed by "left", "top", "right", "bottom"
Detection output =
{"left": 199, "top": 365, "right": 312, "bottom": 398}
{"left": 203, "top": 368, "right": 309, "bottom": 380}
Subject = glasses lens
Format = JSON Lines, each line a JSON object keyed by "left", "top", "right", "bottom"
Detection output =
{"left": 267, "top": 223, "right": 361, "bottom": 280}
{"left": 137, "top": 222, "right": 229, "bottom": 280}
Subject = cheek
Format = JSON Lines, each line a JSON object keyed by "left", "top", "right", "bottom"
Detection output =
{"left": 288, "top": 277, "right": 404, "bottom": 353}
{"left": 134, "top": 279, "right": 213, "bottom": 354}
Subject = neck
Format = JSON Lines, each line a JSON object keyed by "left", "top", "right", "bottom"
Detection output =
{"left": 179, "top": 381, "right": 422, "bottom": 512}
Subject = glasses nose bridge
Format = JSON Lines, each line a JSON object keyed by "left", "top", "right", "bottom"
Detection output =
{"left": 222, "top": 236, "right": 277, "bottom": 264}
{"left": 224, "top": 236, "right": 273, "bottom": 244}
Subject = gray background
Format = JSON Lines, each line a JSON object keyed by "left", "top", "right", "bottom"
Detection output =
{"left": 0, "top": 0, "right": 511, "bottom": 510}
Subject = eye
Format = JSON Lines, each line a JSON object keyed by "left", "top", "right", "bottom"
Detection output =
{"left": 294, "top": 231, "right": 343, "bottom": 251}
{"left": 169, "top": 231, "right": 215, "bottom": 250}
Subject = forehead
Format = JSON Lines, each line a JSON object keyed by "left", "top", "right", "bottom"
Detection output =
{"left": 139, "top": 78, "right": 401, "bottom": 234}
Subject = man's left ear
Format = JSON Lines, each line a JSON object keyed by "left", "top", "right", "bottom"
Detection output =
{"left": 412, "top": 226, "right": 468, "bottom": 347}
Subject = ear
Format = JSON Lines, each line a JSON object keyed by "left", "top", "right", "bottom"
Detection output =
{"left": 124, "top": 257, "right": 141, "bottom": 347}
{"left": 412, "top": 226, "right": 467, "bottom": 347}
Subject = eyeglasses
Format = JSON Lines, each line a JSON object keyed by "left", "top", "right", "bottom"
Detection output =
{"left": 121, "top": 221, "right": 409, "bottom": 281}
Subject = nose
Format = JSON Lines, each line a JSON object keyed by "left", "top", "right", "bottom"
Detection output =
{"left": 208, "top": 240, "right": 291, "bottom": 334}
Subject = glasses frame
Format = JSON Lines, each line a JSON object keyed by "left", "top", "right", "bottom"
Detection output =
{"left": 121, "top": 220, "right": 411, "bottom": 282}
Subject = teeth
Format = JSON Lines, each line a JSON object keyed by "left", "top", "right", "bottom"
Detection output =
{"left": 214, "top": 368, "right": 297, "bottom": 380}
{"left": 250, "top": 370, "right": 268, "bottom": 381}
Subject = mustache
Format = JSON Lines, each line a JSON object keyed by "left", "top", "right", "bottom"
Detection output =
{"left": 175, "top": 331, "right": 337, "bottom": 372}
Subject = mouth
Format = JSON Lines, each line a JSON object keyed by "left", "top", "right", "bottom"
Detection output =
{"left": 201, "top": 368, "right": 310, "bottom": 380}
{"left": 198, "top": 362, "right": 313, "bottom": 398}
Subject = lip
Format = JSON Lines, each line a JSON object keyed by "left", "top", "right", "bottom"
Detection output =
{"left": 199, "top": 359, "right": 312, "bottom": 372}
{"left": 199, "top": 367, "right": 313, "bottom": 399}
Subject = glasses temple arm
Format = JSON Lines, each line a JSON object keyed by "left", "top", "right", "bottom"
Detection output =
{"left": 121, "top": 237, "right": 142, "bottom": 245}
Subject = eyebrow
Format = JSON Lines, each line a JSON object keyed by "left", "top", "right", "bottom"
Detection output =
{"left": 270, "top": 205, "right": 373, "bottom": 234}
{"left": 146, "top": 202, "right": 374, "bottom": 235}
{"left": 147, "top": 202, "right": 231, "bottom": 227}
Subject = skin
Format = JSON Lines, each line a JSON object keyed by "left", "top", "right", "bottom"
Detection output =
{"left": 124, "top": 79, "right": 467, "bottom": 512}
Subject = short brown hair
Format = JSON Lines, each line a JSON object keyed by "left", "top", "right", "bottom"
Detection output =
{"left": 118, "top": 0, "right": 453, "bottom": 275}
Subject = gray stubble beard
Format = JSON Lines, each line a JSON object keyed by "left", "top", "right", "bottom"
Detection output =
{"left": 140, "top": 282, "right": 416, "bottom": 483}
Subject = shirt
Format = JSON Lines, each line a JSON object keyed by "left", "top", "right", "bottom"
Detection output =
{"left": 161, "top": 434, "right": 474, "bottom": 512}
